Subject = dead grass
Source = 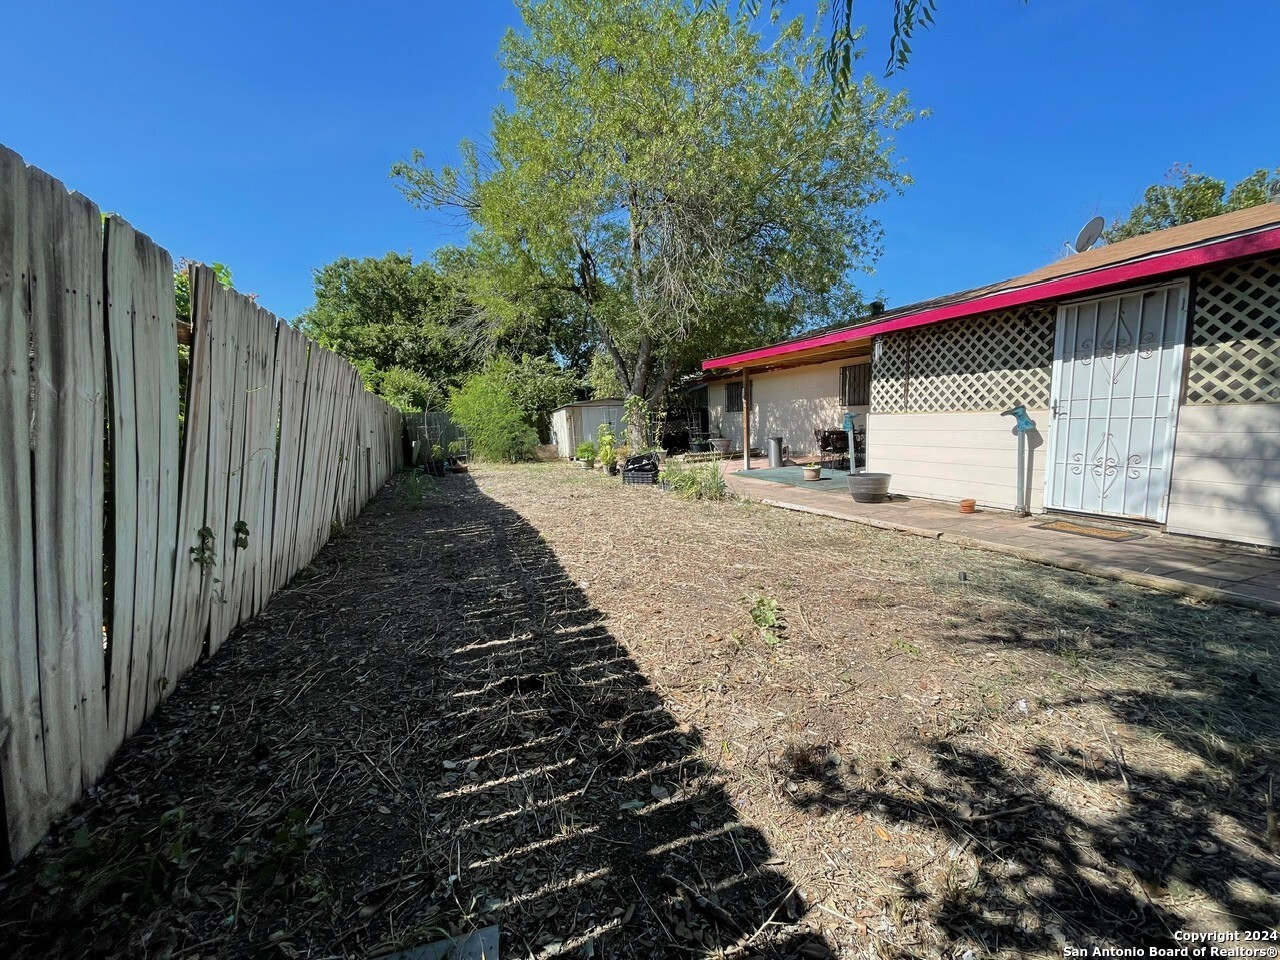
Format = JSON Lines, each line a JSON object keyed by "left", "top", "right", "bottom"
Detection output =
{"left": 478, "top": 462, "right": 1280, "bottom": 958}
{"left": 0, "top": 461, "right": 1276, "bottom": 960}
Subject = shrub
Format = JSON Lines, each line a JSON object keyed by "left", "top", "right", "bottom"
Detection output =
{"left": 448, "top": 369, "right": 538, "bottom": 462}
{"left": 488, "top": 355, "right": 581, "bottom": 442}
{"left": 660, "top": 460, "right": 728, "bottom": 501}
{"left": 575, "top": 441, "right": 597, "bottom": 464}
{"left": 370, "top": 365, "right": 442, "bottom": 413}
{"left": 596, "top": 422, "right": 617, "bottom": 468}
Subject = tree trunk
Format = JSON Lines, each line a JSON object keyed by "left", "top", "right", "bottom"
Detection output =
{"left": 624, "top": 393, "right": 646, "bottom": 450}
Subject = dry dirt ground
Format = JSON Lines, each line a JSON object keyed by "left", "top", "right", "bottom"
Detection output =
{"left": 1, "top": 462, "right": 1278, "bottom": 960}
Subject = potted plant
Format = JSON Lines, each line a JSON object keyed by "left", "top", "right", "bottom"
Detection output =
{"left": 576, "top": 441, "right": 596, "bottom": 468}
{"left": 427, "top": 444, "right": 446, "bottom": 477}
{"left": 707, "top": 424, "right": 730, "bottom": 456}
{"left": 802, "top": 464, "right": 822, "bottom": 481}
{"left": 597, "top": 423, "right": 618, "bottom": 475}
{"left": 447, "top": 438, "right": 469, "bottom": 472}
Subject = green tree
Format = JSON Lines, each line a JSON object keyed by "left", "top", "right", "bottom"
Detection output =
{"left": 296, "top": 252, "right": 473, "bottom": 411}
{"left": 447, "top": 366, "right": 539, "bottom": 461}
{"left": 490, "top": 354, "right": 581, "bottom": 442}
{"left": 368, "top": 365, "right": 441, "bottom": 413}
{"left": 174, "top": 259, "right": 234, "bottom": 323}
{"left": 393, "top": 0, "right": 914, "bottom": 444}
{"left": 585, "top": 349, "right": 626, "bottom": 399}
{"left": 434, "top": 242, "right": 597, "bottom": 376}
{"left": 1102, "top": 164, "right": 1280, "bottom": 244}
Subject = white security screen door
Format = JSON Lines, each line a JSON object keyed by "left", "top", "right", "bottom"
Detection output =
{"left": 1045, "top": 280, "right": 1188, "bottom": 522}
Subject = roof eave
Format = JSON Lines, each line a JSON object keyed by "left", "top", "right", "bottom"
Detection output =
{"left": 702, "top": 223, "right": 1280, "bottom": 372}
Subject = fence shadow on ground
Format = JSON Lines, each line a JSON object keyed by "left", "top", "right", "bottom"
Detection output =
{"left": 0, "top": 473, "right": 832, "bottom": 959}
{"left": 778, "top": 562, "right": 1280, "bottom": 956}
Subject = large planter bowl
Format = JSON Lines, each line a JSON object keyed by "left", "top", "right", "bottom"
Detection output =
{"left": 847, "top": 472, "right": 891, "bottom": 503}
{"left": 802, "top": 465, "right": 822, "bottom": 481}
{"left": 708, "top": 437, "right": 731, "bottom": 455}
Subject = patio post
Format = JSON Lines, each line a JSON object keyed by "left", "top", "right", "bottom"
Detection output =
{"left": 741, "top": 368, "right": 751, "bottom": 471}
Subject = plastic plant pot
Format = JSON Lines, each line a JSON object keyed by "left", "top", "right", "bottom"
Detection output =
{"left": 847, "top": 472, "right": 891, "bottom": 503}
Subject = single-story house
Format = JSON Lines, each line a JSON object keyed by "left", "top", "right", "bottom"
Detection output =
{"left": 702, "top": 204, "right": 1280, "bottom": 549}
{"left": 550, "top": 398, "right": 625, "bottom": 459}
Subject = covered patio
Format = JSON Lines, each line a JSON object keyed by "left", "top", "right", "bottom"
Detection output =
{"left": 721, "top": 460, "right": 1280, "bottom": 615}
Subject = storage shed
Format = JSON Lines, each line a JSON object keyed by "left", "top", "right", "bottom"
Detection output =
{"left": 550, "top": 399, "right": 625, "bottom": 459}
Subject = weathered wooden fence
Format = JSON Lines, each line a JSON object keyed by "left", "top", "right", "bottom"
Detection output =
{"left": 0, "top": 145, "right": 403, "bottom": 862}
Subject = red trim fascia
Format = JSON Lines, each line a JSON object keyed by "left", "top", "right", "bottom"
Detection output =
{"left": 702, "top": 225, "right": 1280, "bottom": 370}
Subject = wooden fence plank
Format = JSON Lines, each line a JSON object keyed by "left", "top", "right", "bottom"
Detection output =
{"left": 103, "top": 218, "right": 141, "bottom": 748}
{"left": 238, "top": 306, "right": 273, "bottom": 620}
{"left": 146, "top": 238, "right": 180, "bottom": 722}
{"left": 215, "top": 295, "right": 251, "bottom": 641}
{"left": 208, "top": 279, "right": 247, "bottom": 656}
{"left": 269, "top": 325, "right": 301, "bottom": 593}
{"left": 193, "top": 266, "right": 232, "bottom": 661}
{"left": 1, "top": 148, "right": 405, "bottom": 861}
{"left": 252, "top": 314, "right": 283, "bottom": 615}
{"left": 292, "top": 343, "right": 328, "bottom": 573}
{"left": 165, "top": 264, "right": 215, "bottom": 686}
{"left": 237, "top": 302, "right": 271, "bottom": 621}
{"left": 28, "top": 166, "right": 108, "bottom": 809}
{"left": 0, "top": 145, "right": 53, "bottom": 861}
{"left": 64, "top": 189, "right": 109, "bottom": 791}
{"left": 279, "top": 331, "right": 311, "bottom": 589}
{"left": 104, "top": 217, "right": 180, "bottom": 739}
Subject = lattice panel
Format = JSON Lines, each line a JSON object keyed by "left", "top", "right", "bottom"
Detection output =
{"left": 1187, "top": 256, "right": 1280, "bottom": 404}
{"left": 870, "top": 306, "right": 1055, "bottom": 414}
{"left": 869, "top": 334, "right": 909, "bottom": 412}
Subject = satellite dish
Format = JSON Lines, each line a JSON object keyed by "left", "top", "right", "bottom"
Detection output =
{"left": 1073, "top": 216, "right": 1105, "bottom": 253}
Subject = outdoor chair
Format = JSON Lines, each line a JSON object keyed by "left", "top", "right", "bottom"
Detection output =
{"left": 814, "top": 428, "right": 850, "bottom": 471}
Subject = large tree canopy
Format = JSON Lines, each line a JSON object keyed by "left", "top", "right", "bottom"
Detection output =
{"left": 296, "top": 252, "right": 473, "bottom": 411}
{"left": 1103, "top": 164, "right": 1280, "bottom": 244}
{"left": 392, "top": 0, "right": 915, "bottom": 430}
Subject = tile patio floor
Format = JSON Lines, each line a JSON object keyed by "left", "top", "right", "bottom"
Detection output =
{"left": 722, "top": 458, "right": 1280, "bottom": 615}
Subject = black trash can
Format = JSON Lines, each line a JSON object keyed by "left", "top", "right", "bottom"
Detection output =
{"left": 767, "top": 436, "right": 784, "bottom": 468}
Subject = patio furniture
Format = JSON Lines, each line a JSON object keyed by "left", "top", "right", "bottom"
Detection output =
{"left": 814, "top": 429, "right": 849, "bottom": 471}
{"left": 851, "top": 427, "right": 866, "bottom": 469}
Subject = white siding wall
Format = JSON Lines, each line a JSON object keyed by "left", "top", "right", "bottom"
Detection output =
{"left": 751, "top": 360, "right": 869, "bottom": 455}
{"left": 551, "top": 409, "right": 573, "bottom": 458}
{"left": 707, "top": 360, "right": 869, "bottom": 454}
{"left": 707, "top": 382, "right": 736, "bottom": 443}
{"left": 1166, "top": 404, "right": 1280, "bottom": 547}
{"left": 581, "top": 404, "right": 624, "bottom": 446}
{"left": 865, "top": 410, "right": 1049, "bottom": 511}
{"left": 552, "top": 404, "right": 625, "bottom": 458}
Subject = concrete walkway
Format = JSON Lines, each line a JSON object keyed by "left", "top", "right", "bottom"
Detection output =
{"left": 723, "top": 460, "right": 1280, "bottom": 615}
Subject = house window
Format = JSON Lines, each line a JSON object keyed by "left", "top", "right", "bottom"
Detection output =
{"left": 840, "top": 364, "right": 871, "bottom": 406}
{"left": 725, "top": 381, "right": 744, "bottom": 412}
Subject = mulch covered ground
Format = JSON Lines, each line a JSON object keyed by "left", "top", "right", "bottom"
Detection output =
{"left": 1, "top": 462, "right": 1278, "bottom": 960}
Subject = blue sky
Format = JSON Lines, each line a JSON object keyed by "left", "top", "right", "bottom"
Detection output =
{"left": 2, "top": 1, "right": 1277, "bottom": 322}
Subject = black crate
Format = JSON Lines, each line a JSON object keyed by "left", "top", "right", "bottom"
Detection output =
{"left": 624, "top": 452, "right": 660, "bottom": 471}
{"left": 622, "top": 469, "right": 659, "bottom": 485}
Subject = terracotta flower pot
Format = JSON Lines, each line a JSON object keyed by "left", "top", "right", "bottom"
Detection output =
{"left": 959, "top": 498, "right": 977, "bottom": 514}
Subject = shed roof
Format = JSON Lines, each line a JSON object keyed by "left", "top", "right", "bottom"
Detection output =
{"left": 551, "top": 398, "right": 624, "bottom": 413}
{"left": 703, "top": 204, "right": 1280, "bottom": 372}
